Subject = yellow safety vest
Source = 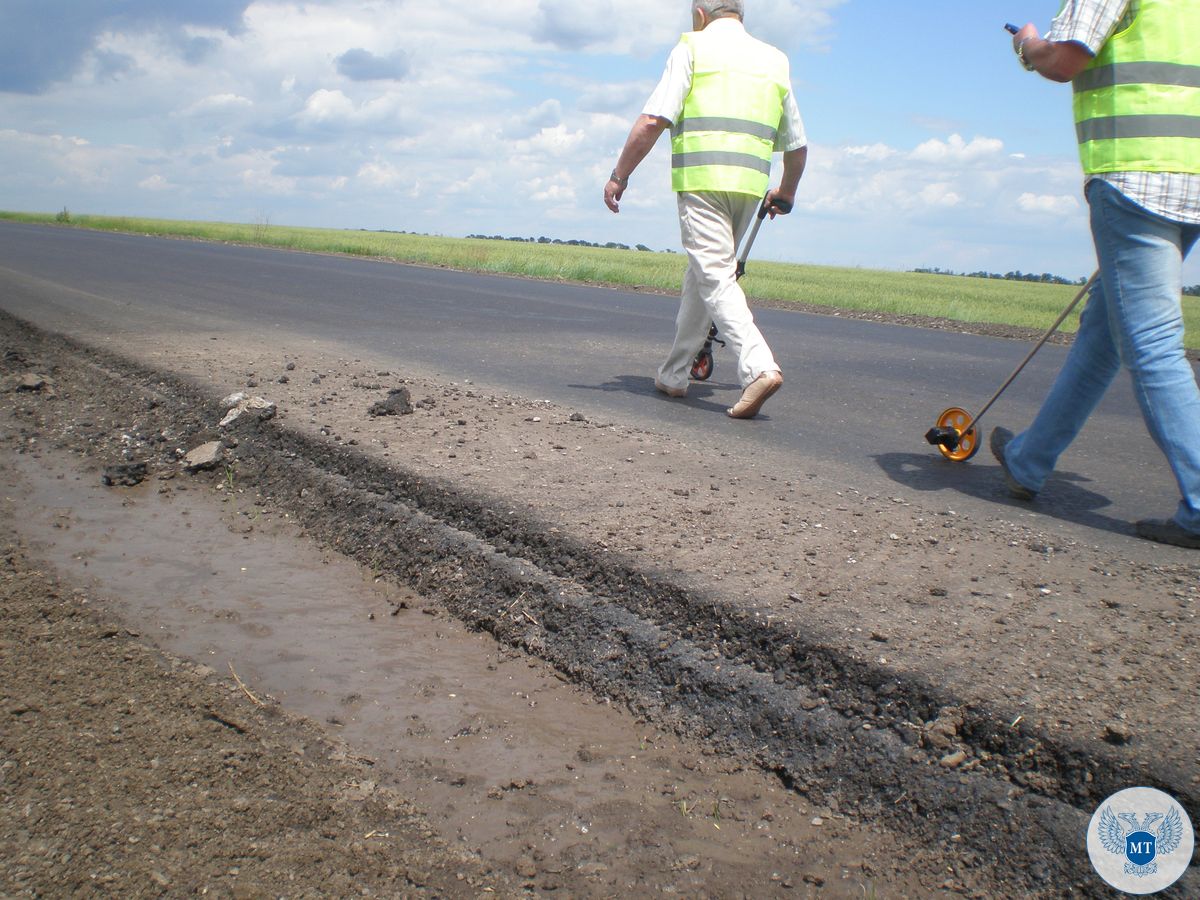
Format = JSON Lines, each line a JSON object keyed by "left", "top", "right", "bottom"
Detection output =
{"left": 1073, "top": 0, "right": 1200, "bottom": 174}
{"left": 671, "top": 27, "right": 790, "bottom": 195}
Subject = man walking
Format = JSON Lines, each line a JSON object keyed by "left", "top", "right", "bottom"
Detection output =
{"left": 992, "top": 1, "right": 1200, "bottom": 548}
{"left": 604, "top": 0, "right": 807, "bottom": 419}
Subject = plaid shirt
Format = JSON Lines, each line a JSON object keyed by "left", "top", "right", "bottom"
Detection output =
{"left": 1048, "top": 0, "right": 1200, "bottom": 224}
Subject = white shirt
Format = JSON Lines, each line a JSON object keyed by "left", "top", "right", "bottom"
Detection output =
{"left": 641, "top": 18, "right": 807, "bottom": 152}
{"left": 1048, "top": 0, "right": 1200, "bottom": 224}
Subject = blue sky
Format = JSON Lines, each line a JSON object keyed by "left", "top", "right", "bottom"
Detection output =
{"left": 1, "top": 0, "right": 1196, "bottom": 282}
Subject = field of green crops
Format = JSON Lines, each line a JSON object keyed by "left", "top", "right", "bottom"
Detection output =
{"left": 5, "top": 209, "right": 1198, "bottom": 347}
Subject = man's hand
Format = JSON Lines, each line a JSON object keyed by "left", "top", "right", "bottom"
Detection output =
{"left": 1010, "top": 22, "right": 1092, "bottom": 82}
{"left": 1013, "top": 22, "right": 1040, "bottom": 71}
{"left": 765, "top": 188, "right": 794, "bottom": 219}
{"left": 765, "top": 146, "right": 806, "bottom": 219}
{"left": 603, "top": 115, "right": 669, "bottom": 214}
{"left": 604, "top": 177, "right": 625, "bottom": 213}
{"left": 1013, "top": 22, "right": 1039, "bottom": 47}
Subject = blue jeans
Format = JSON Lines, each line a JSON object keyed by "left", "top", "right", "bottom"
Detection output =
{"left": 1005, "top": 179, "right": 1200, "bottom": 533}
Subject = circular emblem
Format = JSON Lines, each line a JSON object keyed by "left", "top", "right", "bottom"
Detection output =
{"left": 1087, "top": 786, "right": 1194, "bottom": 895}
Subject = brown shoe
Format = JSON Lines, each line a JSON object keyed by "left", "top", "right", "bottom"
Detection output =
{"left": 989, "top": 427, "right": 1037, "bottom": 501}
{"left": 654, "top": 378, "right": 687, "bottom": 398}
{"left": 727, "top": 370, "right": 782, "bottom": 419}
{"left": 1136, "top": 518, "right": 1200, "bottom": 549}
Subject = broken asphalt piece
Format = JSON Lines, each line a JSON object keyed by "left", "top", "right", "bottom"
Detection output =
{"left": 102, "top": 462, "right": 148, "bottom": 487}
{"left": 1104, "top": 720, "right": 1133, "bottom": 745}
{"left": 183, "top": 441, "right": 224, "bottom": 473}
{"left": 219, "top": 392, "right": 277, "bottom": 427}
{"left": 368, "top": 387, "right": 414, "bottom": 417}
{"left": 3, "top": 372, "right": 55, "bottom": 394}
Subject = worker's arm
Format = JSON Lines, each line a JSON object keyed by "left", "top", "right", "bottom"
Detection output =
{"left": 1012, "top": 23, "right": 1093, "bottom": 83}
{"left": 766, "top": 146, "right": 807, "bottom": 218}
{"left": 604, "top": 114, "right": 671, "bottom": 213}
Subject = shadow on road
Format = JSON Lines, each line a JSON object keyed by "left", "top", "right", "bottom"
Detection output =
{"left": 569, "top": 374, "right": 778, "bottom": 420}
{"left": 873, "top": 450, "right": 1134, "bottom": 538}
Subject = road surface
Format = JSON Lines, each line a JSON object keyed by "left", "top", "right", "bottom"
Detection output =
{"left": 0, "top": 221, "right": 1183, "bottom": 556}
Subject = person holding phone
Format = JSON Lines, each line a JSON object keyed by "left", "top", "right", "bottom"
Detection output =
{"left": 991, "top": 1, "right": 1200, "bottom": 548}
{"left": 604, "top": 1, "right": 808, "bottom": 419}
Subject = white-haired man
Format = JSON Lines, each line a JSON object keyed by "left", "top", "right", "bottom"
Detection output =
{"left": 604, "top": 0, "right": 808, "bottom": 419}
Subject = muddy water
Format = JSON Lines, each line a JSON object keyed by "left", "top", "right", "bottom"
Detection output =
{"left": 8, "top": 448, "right": 934, "bottom": 896}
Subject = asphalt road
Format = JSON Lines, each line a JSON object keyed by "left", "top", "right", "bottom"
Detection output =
{"left": 0, "top": 221, "right": 1189, "bottom": 556}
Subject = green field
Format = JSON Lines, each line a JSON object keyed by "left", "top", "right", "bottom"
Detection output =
{"left": 5, "top": 209, "right": 1198, "bottom": 348}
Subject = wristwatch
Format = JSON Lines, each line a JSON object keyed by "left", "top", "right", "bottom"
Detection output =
{"left": 1016, "top": 38, "right": 1036, "bottom": 72}
{"left": 609, "top": 169, "right": 628, "bottom": 188}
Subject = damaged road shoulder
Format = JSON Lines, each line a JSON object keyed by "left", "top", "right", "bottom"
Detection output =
{"left": 1, "top": 309, "right": 1194, "bottom": 897}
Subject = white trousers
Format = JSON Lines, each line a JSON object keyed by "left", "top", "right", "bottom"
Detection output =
{"left": 657, "top": 191, "right": 781, "bottom": 391}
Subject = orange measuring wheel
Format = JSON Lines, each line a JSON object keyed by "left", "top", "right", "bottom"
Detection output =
{"left": 933, "top": 407, "right": 980, "bottom": 462}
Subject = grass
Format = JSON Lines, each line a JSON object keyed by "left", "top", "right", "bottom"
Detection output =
{"left": 5, "top": 209, "right": 1198, "bottom": 347}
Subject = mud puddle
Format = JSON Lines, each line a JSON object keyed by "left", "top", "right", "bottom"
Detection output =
{"left": 6, "top": 445, "right": 951, "bottom": 896}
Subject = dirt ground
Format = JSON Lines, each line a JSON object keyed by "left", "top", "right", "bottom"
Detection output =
{"left": 0, "top": 301, "right": 1196, "bottom": 897}
{"left": 0, "top": 528, "right": 511, "bottom": 897}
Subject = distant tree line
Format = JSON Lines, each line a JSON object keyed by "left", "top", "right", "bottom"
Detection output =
{"left": 911, "top": 266, "right": 1086, "bottom": 285}
{"left": 467, "top": 233, "right": 659, "bottom": 252}
{"left": 914, "top": 266, "right": 1200, "bottom": 296}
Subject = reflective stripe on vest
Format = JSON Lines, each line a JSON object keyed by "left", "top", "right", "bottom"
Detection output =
{"left": 1073, "top": 0, "right": 1200, "bottom": 174}
{"left": 672, "top": 150, "right": 773, "bottom": 176}
{"left": 671, "top": 29, "right": 789, "bottom": 195}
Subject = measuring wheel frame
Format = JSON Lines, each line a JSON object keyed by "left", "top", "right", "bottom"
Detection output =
{"left": 931, "top": 407, "right": 980, "bottom": 462}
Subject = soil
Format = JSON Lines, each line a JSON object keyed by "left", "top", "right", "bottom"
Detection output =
{"left": 0, "top": 301, "right": 1197, "bottom": 898}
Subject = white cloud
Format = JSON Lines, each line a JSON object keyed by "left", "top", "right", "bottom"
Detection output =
{"left": 0, "top": 128, "right": 134, "bottom": 189}
{"left": 577, "top": 80, "right": 655, "bottom": 116}
{"left": 1017, "top": 192, "right": 1080, "bottom": 215}
{"left": 919, "top": 183, "right": 961, "bottom": 208}
{"left": 844, "top": 143, "right": 896, "bottom": 162}
{"left": 522, "top": 125, "right": 587, "bottom": 157}
{"left": 356, "top": 160, "right": 405, "bottom": 189}
{"left": 910, "top": 134, "right": 1005, "bottom": 164}
{"left": 503, "top": 99, "right": 564, "bottom": 140}
{"left": 748, "top": 0, "right": 849, "bottom": 54}
{"left": 527, "top": 172, "right": 577, "bottom": 205}
{"left": 181, "top": 93, "right": 253, "bottom": 116}
{"left": 297, "top": 88, "right": 355, "bottom": 124}
{"left": 533, "top": 1, "right": 620, "bottom": 51}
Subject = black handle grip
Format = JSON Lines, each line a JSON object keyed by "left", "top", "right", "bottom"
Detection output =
{"left": 758, "top": 197, "right": 794, "bottom": 219}
{"left": 1004, "top": 23, "right": 1019, "bottom": 34}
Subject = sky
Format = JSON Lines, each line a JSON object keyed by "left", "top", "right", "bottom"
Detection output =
{"left": 2, "top": 0, "right": 1197, "bottom": 282}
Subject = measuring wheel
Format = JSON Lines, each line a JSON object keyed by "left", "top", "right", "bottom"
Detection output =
{"left": 690, "top": 323, "right": 723, "bottom": 382}
{"left": 931, "top": 407, "right": 980, "bottom": 462}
